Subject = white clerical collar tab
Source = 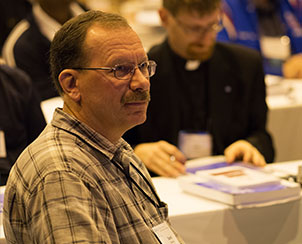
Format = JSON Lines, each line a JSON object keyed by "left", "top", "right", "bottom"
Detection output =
{"left": 185, "top": 60, "right": 201, "bottom": 71}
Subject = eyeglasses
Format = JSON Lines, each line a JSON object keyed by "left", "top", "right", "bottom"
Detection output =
{"left": 175, "top": 17, "right": 223, "bottom": 36}
{"left": 72, "top": 60, "right": 157, "bottom": 80}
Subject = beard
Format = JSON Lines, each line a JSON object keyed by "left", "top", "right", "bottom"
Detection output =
{"left": 186, "top": 42, "right": 215, "bottom": 61}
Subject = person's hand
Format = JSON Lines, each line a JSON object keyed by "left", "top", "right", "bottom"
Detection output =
{"left": 134, "top": 140, "right": 187, "bottom": 177}
{"left": 224, "top": 140, "right": 266, "bottom": 166}
{"left": 283, "top": 54, "right": 302, "bottom": 79}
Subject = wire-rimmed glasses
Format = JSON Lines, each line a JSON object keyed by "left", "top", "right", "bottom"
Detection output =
{"left": 72, "top": 60, "right": 157, "bottom": 80}
{"left": 175, "top": 17, "right": 223, "bottom": 36}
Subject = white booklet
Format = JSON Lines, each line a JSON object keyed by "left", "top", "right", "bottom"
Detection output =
{"left": 179, "top": 160, "right": 301, "bottom": 208}
{"left": 195, "top": 165, "right": 280, "bottom": 190}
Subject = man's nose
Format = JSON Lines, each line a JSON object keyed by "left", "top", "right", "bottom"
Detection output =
{"left": 129, "top": 68, "right": 150, "bottom": 91}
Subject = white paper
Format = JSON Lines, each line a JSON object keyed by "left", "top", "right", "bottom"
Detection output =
{"left": 260, "top": 35, "right": 291, "bottom": 60}
{"left": 0, "top": 131, "right": 6, "bottom": 158}
{"left": 196, "top": 165, "right": 280, "bottom": 190}
{"left": 178, "top": 131, "right": 212, "bottom": 159}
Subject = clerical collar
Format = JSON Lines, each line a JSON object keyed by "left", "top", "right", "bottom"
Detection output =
{"left": 165, "top": 39, "right": 205, "bottom": 71}
{"left": 185, "top": 60, "right": 201, "bottom": 71}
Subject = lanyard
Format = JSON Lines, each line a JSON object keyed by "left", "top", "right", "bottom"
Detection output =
{"left": 111, "top": 159, "right": 165, "bottom": 216}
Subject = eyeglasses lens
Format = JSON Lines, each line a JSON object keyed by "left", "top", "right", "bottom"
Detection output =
{"left": 115, "top": 65, "right": 133, "bottom": 79}
{"left": 115, "top": 61, "right": 156, "bottom": 80}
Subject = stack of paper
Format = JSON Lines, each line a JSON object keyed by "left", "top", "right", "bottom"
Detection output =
{"left": 196, "top": 165, "right": 280, "bottom": 190}
{"left": 179, "top": 162, "right": 301, "bottom": 207}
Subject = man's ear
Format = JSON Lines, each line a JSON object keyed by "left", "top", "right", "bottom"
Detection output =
{"left": 59, "top": 69, "right": 81, "bottom": 102}
{"left": 158, "top": 7, "right": 170, "bottom": 27}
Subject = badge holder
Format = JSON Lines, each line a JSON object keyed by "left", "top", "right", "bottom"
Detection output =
{"left": 178, "top": 130, "right": 212, "bottom": 159}
{"left": 152, "top": 221, "right": 181, "bottom": 244}
{"left": 260, "top": 35, "right": 291, "bottom": 75}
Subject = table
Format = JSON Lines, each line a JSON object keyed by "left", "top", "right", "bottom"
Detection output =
{"left": 152, "top": 160, "right": 302, "bottom": 244}
{"left": 266, "top": 78, "right": 302, "bottom": 162}
{"left": 0, "top": 160, "right": 300, "bottom": 244}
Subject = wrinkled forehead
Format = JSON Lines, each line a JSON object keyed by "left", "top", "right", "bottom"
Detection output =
{"left": 84, "top": 25, "right": 147, "bottom": 65}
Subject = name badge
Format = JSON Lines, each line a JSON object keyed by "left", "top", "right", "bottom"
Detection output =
{"left": 0, "top": 130, "right": 7, "bottom": 158}
{"left": 178, "top": 130, "right": 212, "bottom": 159}
{"left": 152, "top": 221, "right": 181, "bottom": 244}
{"left": 260, "top": 35, "right": 291, "bottom": 60}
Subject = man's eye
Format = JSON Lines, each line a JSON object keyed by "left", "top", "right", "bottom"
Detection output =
{"left": 116, "top": 65, "right": 132, "bottom": 73}
{"left": 140, "top": 62, "right": 148, "bottom": 68}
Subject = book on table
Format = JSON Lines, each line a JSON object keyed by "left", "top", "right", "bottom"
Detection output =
{"left": 178, "top": 159, "right": 301, "bottom": 208}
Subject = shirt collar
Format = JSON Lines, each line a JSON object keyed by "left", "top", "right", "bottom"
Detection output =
{"left": 32, "top": 2, "right": 85, "bottom": 41}
{"left": 51, "top": 108, "right": 134, "bottom": 161}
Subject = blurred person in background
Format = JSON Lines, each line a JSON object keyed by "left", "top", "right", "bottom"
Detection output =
{"left": 218, "top": 0, "right": 302, "bottom": 78}
{"left": 2, "top": 0, "right": 87, "bottom": 101}
{"left": 124, "top": 0, "right": 274, "bottom": 177}
{"left": 0, "top": 64, "right": 46, "bottom": 185}
{"left": 0, "top": 0, "right": 32, "bottom": 51}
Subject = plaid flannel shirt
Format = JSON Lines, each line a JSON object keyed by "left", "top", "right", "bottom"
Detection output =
{"left": 4, "top": 108, "right": 184, "bottom": 244}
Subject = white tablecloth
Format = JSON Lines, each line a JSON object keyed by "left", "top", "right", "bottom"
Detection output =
{"left": 152, "top": 160, "right": 302, "bottom": 244}
{"left": 267, "top": 78, "right": 302, "bottom": 162}
{"left": 1, "top": 160, "right": 301, "bottom": 244}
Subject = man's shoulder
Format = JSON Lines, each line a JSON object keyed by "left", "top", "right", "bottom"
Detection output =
{"left": 12, "top": 127, "right": 74, "bottom": 178}
{"left": 15, "top": 19, "right": 47, "bottom": 48}
{"left": 0, "top": 64, "right": 32, "bottom": 91}
{"left": 2, "top": 13, "right": 48, "bottom": 65}
{"left": 8, "top": 13, "right": 48, "bottom": 51}
{"left": 10, "top": 122, "right": 111, "bottom": 188}
{"left": 148, "top": 42, "right": 165, "bottom": 54}
{"left": 212, "top": 42, "right": 264, "bottom": 74}
{"left": 147, "top": 41, "right": 175, "bottom": 76}
{"left": 147, "top": 41, "right": 169, "bottom": 61}
{"left": 215, "top": 42, "right": 261, "bottom": 61}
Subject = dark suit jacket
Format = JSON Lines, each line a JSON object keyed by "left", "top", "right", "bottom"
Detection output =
{"left": 2, "top": 2, "right": 88, "bottom": 101}
{"left": 3, "top": 11, "right": 57, "bottom": 101}
{"left": 0, "top": 65, "right": 46, "bottom": 184}
{"left": 124, "top": 40, "right": 274, "bottom": 163}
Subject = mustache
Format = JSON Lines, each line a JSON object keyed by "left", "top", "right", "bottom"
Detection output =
{"left": 121, "top": 90, "right": 151, "bottom": 104}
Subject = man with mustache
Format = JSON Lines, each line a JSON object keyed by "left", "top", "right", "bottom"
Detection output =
{"left": 124, "top": 0, "right": 275, "bottom": 177}
{"left": 3, "top": 10, "right": 185, "bottom": 244}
